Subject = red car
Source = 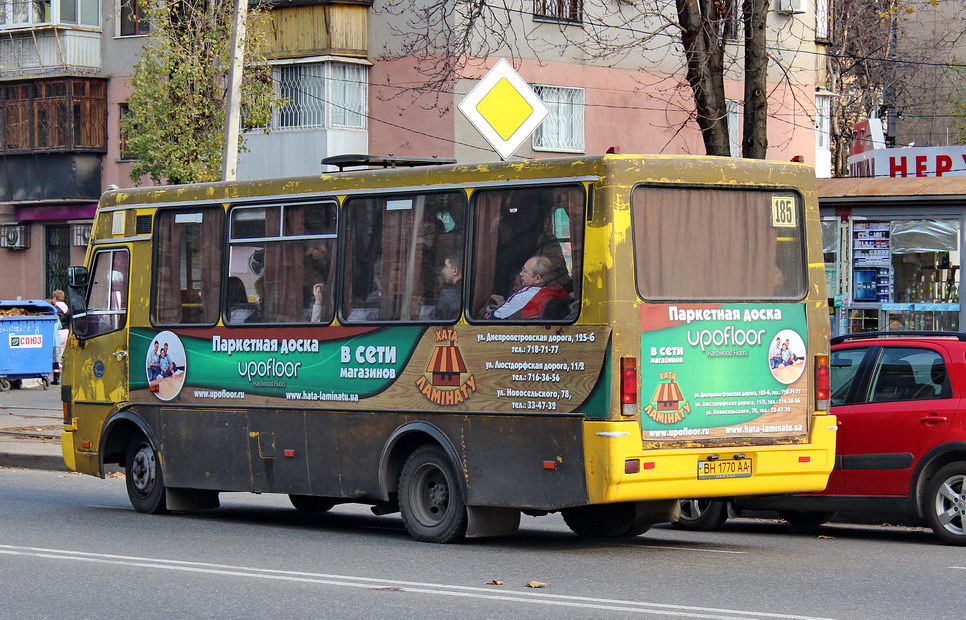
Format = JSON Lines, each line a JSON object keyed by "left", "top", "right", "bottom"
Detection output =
{"left": 678, "top": 331, "right": 966, "bottom": 545}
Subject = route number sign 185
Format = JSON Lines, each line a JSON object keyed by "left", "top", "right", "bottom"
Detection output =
{"left": 771, "top": 196, "right": 797, "bottom": 227}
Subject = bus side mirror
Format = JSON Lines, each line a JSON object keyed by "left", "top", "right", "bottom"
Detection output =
{"left": 66, "top": 266, "right": 91, "bottom": 341}
{"left": 68, "top": 266, "right": 89, "bottom": 288}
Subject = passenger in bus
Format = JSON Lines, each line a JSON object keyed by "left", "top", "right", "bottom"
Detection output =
{"left": 484, "top": 256, "right": 570, "bottom": 320}
{"left": 226, "top": 276, "right": 254, "bottom": 322}
{"left": 310, "top": 282, "right": 328, "bottom": 322}
{"left": 433, "top": 254, "right": 463, "bottom": 320}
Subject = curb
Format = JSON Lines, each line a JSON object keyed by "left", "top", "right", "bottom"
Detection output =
{"left": 0, "top": 451, "right": 69, "bottom": 472}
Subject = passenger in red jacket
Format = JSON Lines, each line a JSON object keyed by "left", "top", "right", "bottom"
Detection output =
{"left": 485, "top": 256, "right": 570, "bottom": 319}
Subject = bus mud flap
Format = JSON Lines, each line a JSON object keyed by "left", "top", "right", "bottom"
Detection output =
{"left": 465, "top": 506, "right": 521, "bottom": 538}
{"left": 166, "top": 487, "right": 220, "bottom": 511}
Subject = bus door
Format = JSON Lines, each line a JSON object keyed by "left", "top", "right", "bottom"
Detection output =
{"left": 68, "top": 247, "right": 130, "bottom": 471}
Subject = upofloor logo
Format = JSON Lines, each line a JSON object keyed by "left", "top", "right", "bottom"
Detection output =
{"left": 9, "top": 334, "right": 43, "bottom": 348}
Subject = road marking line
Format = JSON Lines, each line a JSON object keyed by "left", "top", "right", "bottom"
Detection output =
{"left": 0, "top": 544, "right": 835, "bottom": 620}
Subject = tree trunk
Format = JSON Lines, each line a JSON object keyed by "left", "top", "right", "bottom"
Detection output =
{"left": 676, "top": 0, "right": 730, "bottom": 156}
{"left": 742, "top": 0, "right": 769, "bottom": 159}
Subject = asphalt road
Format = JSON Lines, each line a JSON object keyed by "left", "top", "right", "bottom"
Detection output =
{"left": 0, "top": 467, "right": 960, "bottom": 620}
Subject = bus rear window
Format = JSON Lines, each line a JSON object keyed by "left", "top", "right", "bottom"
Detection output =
{"left": 632, "top": 185, "right": 806, "bottom": 300}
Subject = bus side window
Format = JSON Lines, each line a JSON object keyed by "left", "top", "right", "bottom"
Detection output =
{"left": 227, "top": 202, "right": 336, "bottom": 325}
{"left": 154, "top": 208, "right": 224, "bottom": 325}
{"left": 342, "top": 192, "right": 466, "bottom": 323}
{"left": 470, "top": 185, "right": 584, "bottom": 321}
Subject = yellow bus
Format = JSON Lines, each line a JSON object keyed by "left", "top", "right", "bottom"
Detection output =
{"left": 62, "top": 154, "right": 836, "bottom": 543}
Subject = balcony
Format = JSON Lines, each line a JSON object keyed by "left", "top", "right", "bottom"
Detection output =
{"left": 0, "top": 26, "right": 101, "bottom": 78}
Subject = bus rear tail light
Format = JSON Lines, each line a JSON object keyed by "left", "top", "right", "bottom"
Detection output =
{"left": 620, "top": 357, "right": 637, "bottom": 416}
{"left": 815, "top": 354, "right": 830, "bottom": 411}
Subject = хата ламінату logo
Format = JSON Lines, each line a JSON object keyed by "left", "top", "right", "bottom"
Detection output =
{"left": 415, "top": 329, "right": 476, "bottom": 405}
{"left": 644, "top": 371, "right": 691, "bottom": 424}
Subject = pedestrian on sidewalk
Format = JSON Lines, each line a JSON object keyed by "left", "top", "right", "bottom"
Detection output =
{"left": 49, "top": 290, "right": 69, "bottom": 385}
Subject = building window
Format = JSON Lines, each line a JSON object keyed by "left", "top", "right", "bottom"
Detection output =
{"left": 815, "top": 0, "right": 829, "bottom": 41}
{"left": 721, "top": 0, "right": 741, "bottom": 41}
{"left": 329, "top": 62, "right": 367, "bottom": 129}
{"left": 275, "top": 63, "right": 325, "bottom": 128}
{"left": 0, "top": 78, "right": 106, "bottom": 153}
{"left": 59, "top": 0, "right": 98, "bottom": 25}
{"left": 727, "top": 99, "right": 740, "bottom": 157}
{"left": 118, "top": 103, "right": 136, "bottom": 160}
{"left": 533, "top": 0, "right": 580, "bottom": 22}
{"left": 532, "top": 85, "right": 584, "bottom": 153}
{"left": 816, "top": 93, "right": 832, "bottom": 151}
{"left": 270, "top": 61, "right": 368, "bottom": 131}
{"left": 119, "top": 0, "right": 150, "bottom": 35}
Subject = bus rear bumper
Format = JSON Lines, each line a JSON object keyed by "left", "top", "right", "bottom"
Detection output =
{"left": 583, "top": 415, "right": 837, "bottom": 505}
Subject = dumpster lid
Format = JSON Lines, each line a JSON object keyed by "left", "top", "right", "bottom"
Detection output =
{"left": 0, "top": 300, "right": 57, "bottom": 315}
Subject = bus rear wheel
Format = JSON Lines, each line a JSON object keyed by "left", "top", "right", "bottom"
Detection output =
{"left": 562, "top": 503, "right": 651, "bottom": 537}
{"left": 779, "top": 510, "right": 836, "bottom": 528}
{"left": 125, "top": 439, "right": 169, "bottom": 514}
{"left": 398, "top": 445, "right": 468, "bottom": 543}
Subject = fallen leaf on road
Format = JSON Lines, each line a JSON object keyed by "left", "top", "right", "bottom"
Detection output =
{"left": 485, "top": 580, "right": 504, "bottom": 586}
{"left": 817, "top": 535, "right": 834, "bottom": 539}
{"left": 526, "top": 581, "right": 548, "bottom": 588}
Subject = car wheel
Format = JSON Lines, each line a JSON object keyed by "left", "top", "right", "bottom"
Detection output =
{"left": 925, "top": 463, "right": 966, "bottom": 546}
{"left": 399, "top": 445, "right": 468, "bottom": 543}
{"left": 289, "top": 495, "right": 336, "bottom": 513}
{"left": 779, "top": 510, "right": 836, "bottom": 528}
{"left": 125, "top": 439, "right": 169, "bottom": 514}
{"left": 674, "top": 499, "right": 728, "bottom": 531}
{"left": 562, "top": 503, "right": 651, "bottom": 537}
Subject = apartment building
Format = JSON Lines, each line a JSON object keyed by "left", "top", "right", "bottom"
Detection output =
{"left": 1, "top": 0, "right": 831, "bottom": 298}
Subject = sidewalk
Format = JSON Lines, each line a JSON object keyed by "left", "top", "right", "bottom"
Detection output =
{"left": 0, "top": 379, "right": 67, "bottom": 471}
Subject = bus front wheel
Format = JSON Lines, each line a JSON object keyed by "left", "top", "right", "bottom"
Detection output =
{"left": 125, "top": 439, "right": 169, "bottom": 514}
{"left": 398, "top": 445, "right": 468, "bottom": 543}
{"left": 562, "top": 503, "right": 651, "bottom": 537}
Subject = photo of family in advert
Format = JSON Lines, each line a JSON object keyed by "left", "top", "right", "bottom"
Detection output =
{"left": 768, "top": 329, "right": 806, "bottom": 384}
{"left": 145, "top": 332, "right": 187, "bottom": 401}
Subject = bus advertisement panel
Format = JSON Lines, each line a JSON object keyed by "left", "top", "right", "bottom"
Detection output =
{"left": 131, "top": 325, "right": 611, "bottom": 413}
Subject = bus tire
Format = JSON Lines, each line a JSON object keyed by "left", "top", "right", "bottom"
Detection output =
{"left": 779, "top": 510, "right": 836, "bottom": 528}
{"left": 562, "top": 503, "right": 648, "bottom": 538}
{"left": 674, "top": 499, "right": 729, "bottom": 531}
{"left": 924, "top": 462, "right": 966, "bottom": 545}
{"left": 289, "top": 495, "right": 336, "bottom": 514}
{"left": 398, "top": 444, "right": 468, "bottom": 543}
{"left": 125, "top": 439, "right": 169, "bottom": 515}
{"left": 0, "top": 378, "right": 10, "bottom": 392}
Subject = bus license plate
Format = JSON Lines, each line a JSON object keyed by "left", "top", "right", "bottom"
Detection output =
{"left": 697, "top": 458, "right": 753, "bottom": 479}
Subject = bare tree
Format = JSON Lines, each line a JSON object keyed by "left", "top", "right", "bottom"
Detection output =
{"left": 825, "top": 0, "right": 966, "bottom": 176}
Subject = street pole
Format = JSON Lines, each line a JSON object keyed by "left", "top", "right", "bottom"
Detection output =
{"left": 221, "top": 0, "right": 247, "bottom": 181}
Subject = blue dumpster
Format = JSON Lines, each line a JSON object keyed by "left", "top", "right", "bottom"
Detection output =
{"left": 0, "top": 300, "right": 59, "bottom": 391}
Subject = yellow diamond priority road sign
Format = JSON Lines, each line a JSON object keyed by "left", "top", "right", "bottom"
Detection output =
{"left": 458, "top": 58, "right": 549, "bottom": 160}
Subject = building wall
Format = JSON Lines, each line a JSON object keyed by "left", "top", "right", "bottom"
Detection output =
{"left": 368, "top": 5, "right": 822, "bottom": 164}
{"left": 370, "top": 57, "right": 818, "bottom": 165}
